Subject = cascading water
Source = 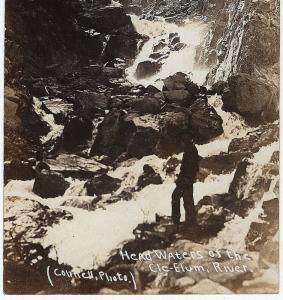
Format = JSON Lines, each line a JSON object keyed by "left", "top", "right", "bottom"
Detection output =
{"left": 4, "top": 15, "right": 276, "bottom": 273}
{"left": 197, "top": 95, "right": 250, "bottom": 157}
{"left": 126, "top": 15, "right": 209, "bottom": 89}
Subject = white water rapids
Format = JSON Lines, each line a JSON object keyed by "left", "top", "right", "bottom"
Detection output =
{"left": 4, "top": 15, "right": 278, "bottom": 272}
{"left": 126, "top": 15, "right": 209, "bottom": 89}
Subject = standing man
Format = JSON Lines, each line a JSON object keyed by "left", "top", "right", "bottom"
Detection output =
{"left": 172, "top": 135, "right": 199, "bottom": 225}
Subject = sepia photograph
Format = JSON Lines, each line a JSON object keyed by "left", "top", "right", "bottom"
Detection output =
{"left": 2, "top": 0, "right": 280, "bottom": 296}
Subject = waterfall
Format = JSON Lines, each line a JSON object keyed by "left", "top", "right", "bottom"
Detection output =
{"left": 126, "top": 15, "right": 209, "bottom": 88}
{"left": 4, "top": 14, "right": 276, "bottom": 273}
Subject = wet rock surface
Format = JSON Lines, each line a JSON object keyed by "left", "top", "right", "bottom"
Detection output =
{"left": 33, "top": 170, "right": 70, "bottom": 198}
{"left": 222, "top": 74, "right": 279, "bottom": 123}
{"left": 85, "top": 173, "right": 122, "bottom": 196}
{"left": 4, "top": 0, "right": 279, "bottom": 295}
{"left": 4, "top": 160, "right": 36, "bottom": 183}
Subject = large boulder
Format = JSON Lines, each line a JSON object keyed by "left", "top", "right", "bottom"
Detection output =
{"left": 62, "top": 117, "right": 93, "bottom": 150}
{"left": 163, "top": 90, "right": 193, "bottom": 106}
{"left": 4, "top": 160, "right": 35, "bottom": 183}
{"left": 85, "top": 173, "right": 121, "bottom": 196}
{"left": 163, "top": 72, "right": 199, "bottom": 95}
{"left": 91, "top": 110, "right": 128, "bottom": 159}
{"left": 79, "top": 6, "right": 134, "bottom": 34}
{"left": 124, "top": 114, "right": 160, "bottom": 159}
{"left": 104, "top": 32, "right": 144, "bottom": 60}
{"left": 129, "top": 96, "right": 162, "bottom": 115}
{"left": 156, "top": 111, "right": 189, "bottom": 157}
{"left": 187, "top": 98, "right": 224, "bottom": 143}
{"left": 135, "top": 61, "right": 162, "bottom": 79}
{"left": 91, "top": 111, "right": 160, "bottom": 160}
{"left": 222, "top": 74, "right": 279, "bottom": 122}
{"left": 163, "top": 72, "right": 188, "bottom": 91}
{"left": 74, "top": 91, "right": 110, "bottom": 120}
{"left": 33, "top": 170, "right": 70, "bottom": 198}
{"left": 136, "top": 164, "right": 163, "bottom": 190}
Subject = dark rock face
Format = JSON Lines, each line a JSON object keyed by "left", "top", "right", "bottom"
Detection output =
{"left": 156, "top": 111, "right": 189, "bottom": 157}
{"left": 196, "top": 204, "right": 234, "bottom": 235}
{"left": 129, "top": 96, "right": 162, "bottom": 115}
{"left": 163, "top": 72, "right": 190, "bottom": 91}
{"left": 209, "top": 81, "right": 228, "bottom": 95}
{"left": 188, "top": 99, "right": 223, "bottom": 144}
{"left": 80, "top": 6, "right": 134, "bottom": 34}
{"left": 63, "top": 117, "right": 93, "bottom": 150}
{"left": 229, "top": 123, "right": 279, "bottom": 154}
{"left": 163, "top": 90, "right": 193, "bottom": 107}
{"left": 92, "top": 111, "right": 160, "bottom": 160}
{"left": 222, "top": 74, "right": 279, "bottom": 122}
{"left": 91, "top": 110, "right": 128, "bottom": 159}
{"left": 85, "top": 173, "right": 121, "bottom": 196}
{"left": 137, "top": 164, "right": 163, "bottom": 190}
{"left": 33, "top": 170, "right": 70, "bottom": 198}
{"left": 200, "top": 151, "right": 252, "bottom": 176}
{"left": 104, "top": 32, "right": 145, "bottom": 61}
{"left": 200, "top": 0, "right": 279, "bottom": 85}
{"left": 4, "top": 160, "right": 36, "bottom": 183}
{"left": 135, "top": 61, "right": 162, "bottom": 79}
{"left": 74, "top": 91, "right": 110, "bottom": 120}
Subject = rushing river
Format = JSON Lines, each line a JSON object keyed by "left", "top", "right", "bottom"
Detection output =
{"left": 4, "top": 15, "right": 278, "bottom": 272}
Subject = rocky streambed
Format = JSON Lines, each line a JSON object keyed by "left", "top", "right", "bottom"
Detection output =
{"left": 4, "top": 0, "right": 279, "bottom": 295}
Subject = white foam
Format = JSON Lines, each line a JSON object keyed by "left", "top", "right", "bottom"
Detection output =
{"left": 126, "top": 15, "right": 209, "bottom": 88}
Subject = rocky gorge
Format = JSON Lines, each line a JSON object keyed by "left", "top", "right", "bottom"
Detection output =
{"left": 4, "top": 0, "right": 279, "bottom": 295}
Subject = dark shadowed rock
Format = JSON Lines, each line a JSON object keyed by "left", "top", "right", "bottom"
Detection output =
{"left": 33, "top": 170, "right": 70, "bottom": 198}
{"left": 163, "top": 72, "right": 188, "bottom": 90}
{"left": 229, "top": 160, "right": 251, "bottom": 196}
{"left": 229, "top": 123, "right": 279, "bottom": 153}
{"left": 92, "top": 111, "right": 160, "bottom": 160}
{"left": 153, "top": 40, "right": 167, "bottom": 52}
{"left": 85, "top": 173, "right": 121, "bottom": 196}
{"left": 188, "top": 99, "right": 223, "bottom": 143}
{"left": 80, "top": 6, "right": 133, "bottom": 34}
{"left": 91, "top": 110, "right": 127, "bottom": 159}
{"left": 171, "top": 42, "right": 186, "bottom": 51}
{"left": 4, "top": 160, "right": 35, "bottom": 183}
{"left": 135, "top": 61, "right": 162, "bottom": 79}
{"left": 74, "top": 91, "right": 110, "bottom": 120}
{"left": 137, "top": 164, "right": 163, "bottom": 190}
{"left": 130, "top": 96, "right": 162, "bottom": 114}
{"left": 63, "top": 117, "right": 93, "bottom": 150}
{"left": 209, "top": 81, "right": 228, "bottom": 95}
{"left": 163, "top": 90, "right": 193, "bottom": 106}
{"left": 145, "top": 85, "right": 161, "bottom": 95}
{"left": 164, "top": 156, "right": 180, "bottom": 174}
{"left": 246, "top": 198, "right": 279, "bottom": 252}
{"left": 156, "top": 111, "right": 189, "bottom": 157}
{"left": 198, "top": 193, "right": 238, "bottom": 214}
{"left": 222, "top": 74, "right": 279, "bottom": 122}
{"left": 104, "top": 32, "right": 144, "bottom": 60}
{"left": 196, "top": 204, "right": 234, "bottom": 234}
{"left": 124, "top": 114, "right": 160, "bottom": 159}
{"left": 200, "top": 151, "right": 252, "bottom": 175}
